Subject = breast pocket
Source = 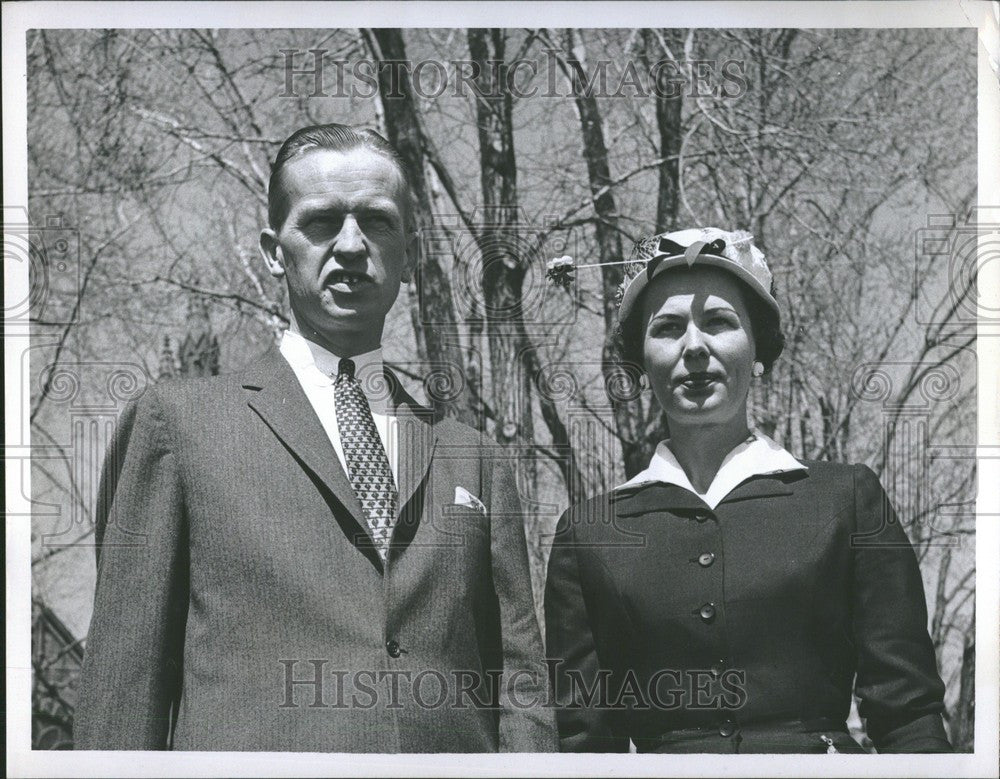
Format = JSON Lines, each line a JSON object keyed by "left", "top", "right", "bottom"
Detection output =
{"left": 430, "top": 504, "right": 490, "bottom": 546}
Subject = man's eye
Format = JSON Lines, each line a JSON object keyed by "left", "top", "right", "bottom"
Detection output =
{"left": 303, "top": 216, "right": 343, "bottom": 236}
{"left": 362, "top": 213, "right": 394, "bottom": 229}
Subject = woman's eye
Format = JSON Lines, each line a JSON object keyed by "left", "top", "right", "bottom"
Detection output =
{"left": 706, "top": 316, "right": 736, "bottom": 329}
{"left": 651, "top": 321, "right": 683, "bottom": 336}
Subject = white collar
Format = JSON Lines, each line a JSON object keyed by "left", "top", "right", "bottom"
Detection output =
{"left": 279, "top": 330, "right": 390, "bottom": 413}
{"left": 616, "top": 430, "right": 807, "bottom": 509}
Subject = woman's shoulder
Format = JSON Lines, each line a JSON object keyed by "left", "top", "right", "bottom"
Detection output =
{"left": 789, "top": 459, "right": 891, "bottom": 516}
{"left": 554, "top": 489, "right": 624, "bottom": 538}
{"left": 561, "top": 490, "right": 618, "bottom": 518}
{"left": 795, "top": 458, "right": 879, "bottom": 483}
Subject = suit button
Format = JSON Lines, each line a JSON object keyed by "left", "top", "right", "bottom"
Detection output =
{"left": 386, "top": 639, "right": 401, "bottom": 658}
{"left": 699, "top": 603, "right": 716, "bottom": 622}
{"left": 693, "top": 512, "right": 711, "bottom": 523}
{"left": 719, "top": 719, "right": 737, "bottom": 737}
{"left": 698, "top": 552, "right": 716, "bottom": 567}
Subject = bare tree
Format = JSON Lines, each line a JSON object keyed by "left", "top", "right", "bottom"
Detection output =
{"left": 26, "top": 27, "right": 976, "bottom": 747}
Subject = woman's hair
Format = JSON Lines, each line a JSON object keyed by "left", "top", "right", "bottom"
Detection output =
{"left": 617, "top": 273, "right": 785, "bottom": 375}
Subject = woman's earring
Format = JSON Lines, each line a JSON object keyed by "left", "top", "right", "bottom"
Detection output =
{"left": 752, "top": 361, "right": 765, "bottom": 378}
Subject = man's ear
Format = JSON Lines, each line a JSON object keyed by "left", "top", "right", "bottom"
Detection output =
{"left": 259, "top": 228, "right": 285, "bottom": 279}
{"left": 400, "top": 228, "right": 419, "bottom": 284}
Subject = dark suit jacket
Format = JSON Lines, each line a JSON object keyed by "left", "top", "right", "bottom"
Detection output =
{"left": 74, "top": 350, "right": 557, "bottom": 752}
{"left": 544, "top": 461, "right": 952, "bottom": 754}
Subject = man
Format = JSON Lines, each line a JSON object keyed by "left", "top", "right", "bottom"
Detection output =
{"left": 74, "top": 124, "right": 557, "bottom": 752}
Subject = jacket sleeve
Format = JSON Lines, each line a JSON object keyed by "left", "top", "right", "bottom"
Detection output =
{"left": 543, "top": 508, "right": 630, "bottom": 753}
{"left": 74, "top": 389, "right": 189, "bottom": 749}
{"left": 851, "top": 464, "right": 953, "bottom": 753}
{"left": 487, "top": 455, "right": 560, "bottom": 752}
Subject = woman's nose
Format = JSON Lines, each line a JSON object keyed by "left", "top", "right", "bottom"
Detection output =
{"left": 681, "top": 323, "right": 709, "bottom": 359}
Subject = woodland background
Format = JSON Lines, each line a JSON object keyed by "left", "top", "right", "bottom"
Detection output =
{"left": 24, "top": 27, "right": 976, "bottom": 749}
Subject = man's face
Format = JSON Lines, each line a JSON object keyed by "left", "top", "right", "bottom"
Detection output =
{"left": 259, "top": 147, "right": 415, "bottom": 352}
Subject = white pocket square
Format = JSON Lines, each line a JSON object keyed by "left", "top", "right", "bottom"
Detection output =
{"left": 453, "top": 486, "right": 486, "bottom": 514}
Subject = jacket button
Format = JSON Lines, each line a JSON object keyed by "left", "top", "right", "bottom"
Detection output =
{"left": 693, "top": 511, "right": 711, "bottom": 523}
{"left": 698, "top": 552, "right": 716, "bottom": 567}
{"left": 699, "top": 603, "right": 716, "bottom": 622}
{"left": 385, "top": 639, "right": 401, "bottom": 658}
{"left": 719, "top": 719, "right": 737, "bottom": 737}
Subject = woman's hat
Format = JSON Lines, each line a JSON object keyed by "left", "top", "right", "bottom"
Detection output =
{"left": 617, "top": 227, "right": 779, "bottom": 327}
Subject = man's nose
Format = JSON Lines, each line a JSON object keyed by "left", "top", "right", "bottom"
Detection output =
{"left": 332, "top": 216, "right": 366, "bottom": 260}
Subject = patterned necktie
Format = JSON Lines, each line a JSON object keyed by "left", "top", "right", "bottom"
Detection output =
{"left": 334, "top": 358, "right": 397, "bottom": 561}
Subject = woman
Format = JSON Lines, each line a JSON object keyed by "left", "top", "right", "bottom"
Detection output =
{"left": 544, "top": 228, "right": 952, "bottom": 754}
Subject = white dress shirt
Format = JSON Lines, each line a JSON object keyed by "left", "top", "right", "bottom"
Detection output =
{"left": 616, "top": 429, "right": 807, "bottom": 509}
{"left": 279, "top": 329, "right": 398, "bottom": 482}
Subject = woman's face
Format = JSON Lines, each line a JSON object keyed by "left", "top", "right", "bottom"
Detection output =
{"left": 641, "top": 266, "right": 756, "bottom": 428}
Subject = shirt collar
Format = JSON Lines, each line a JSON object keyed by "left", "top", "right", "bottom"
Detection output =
{"left": 616, "top": 430, "right": 807, "bottom": 509}
{"left": 279, "top": 329, "right": 389, "bottom": 413}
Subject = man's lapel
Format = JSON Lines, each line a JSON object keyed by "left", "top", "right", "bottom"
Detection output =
{"left": 241, "top": 354, "right": 441, "bottom": 565}
{"left": 384, "top": 368, "right": 438, "bottom": 538}
{"left": 241, "top": 350, "right": 373, "bottom": 548}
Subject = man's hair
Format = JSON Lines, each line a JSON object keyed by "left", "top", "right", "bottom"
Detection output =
{"left": 267, "top": 123, "right": 412, "bottom": 230}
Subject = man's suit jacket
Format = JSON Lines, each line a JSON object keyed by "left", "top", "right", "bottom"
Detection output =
{"left": 74, "top": 350, "right": 557, "bottom": 752}
{"left": 544, "top": 461, "right": 952, "bottom": 754}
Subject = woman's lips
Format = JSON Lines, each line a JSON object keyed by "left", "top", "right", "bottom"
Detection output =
{"left": 677, "top": 373, "right": 722, "bottom": 392}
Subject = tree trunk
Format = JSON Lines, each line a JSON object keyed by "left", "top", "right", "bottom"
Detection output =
{"left": 559, "top": 29, "right": 650, "bottom": 478}
{"left": 365, "top": 28, "right": 473, "bottom": 423}
{"left": 647, "top": 29, "right": 685, "bottom": 234}
{"left": 950, "top": 628, "right": 975, "bottom": 751}
{"left": 466, "top": 29, "right": 529, "bottom": 441}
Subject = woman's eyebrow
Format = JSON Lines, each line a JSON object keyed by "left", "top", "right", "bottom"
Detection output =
{"left": 647, "top": 312, "right": 685, "bottom": 324}
{"left": 702, "top": 305, "right": 739, "bottom": 314}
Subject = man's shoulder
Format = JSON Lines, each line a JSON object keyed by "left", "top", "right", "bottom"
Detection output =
{"left": 143, "top": 369, "right": 247, "bottom": 405}
{"left": 131, "top": 350, "right": 281, "bottom": 415}
{"left": 385, "top": 379, "right": 497, "bottom": 450}
{"left": 156, "top": 369, "right": 245, "bottom": 394}
{"left": 431, "top": 416, "right": 499, "bottom": 449}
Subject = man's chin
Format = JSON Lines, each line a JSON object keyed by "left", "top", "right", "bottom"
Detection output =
{"left": 317, "top": 301, "right": 380, "bottom": 324}
{"left": 292, "top": 308, "right": 382, "bottom": 344}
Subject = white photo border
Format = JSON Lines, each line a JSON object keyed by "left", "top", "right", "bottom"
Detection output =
{"left": 5, "top": 2, "right": 998, "bottom": 777}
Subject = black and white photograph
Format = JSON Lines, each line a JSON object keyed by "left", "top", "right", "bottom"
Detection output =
{"left": 4, "top": 1, "right": 999, "bottom": 776}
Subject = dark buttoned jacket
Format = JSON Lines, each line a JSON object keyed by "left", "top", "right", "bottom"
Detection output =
{"left": 74, "top": 350, "right": 557, "bottom": 752}
{"left": 544, "top": 461, "right": 952, "bottom": 754}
